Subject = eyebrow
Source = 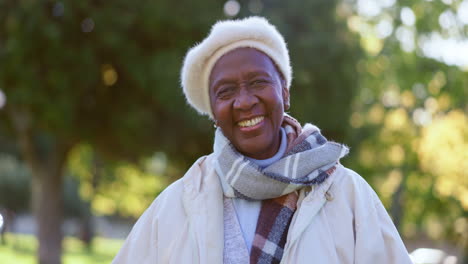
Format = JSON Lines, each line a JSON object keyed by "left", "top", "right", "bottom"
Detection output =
{"left": 211, "top": 78, "right": 237, "bottom": 92}
{"left": 246, "top": 70, "right": 272, "bottom": 79}
{"left": 210, "top": 70, "right": 273, "bottom": 91}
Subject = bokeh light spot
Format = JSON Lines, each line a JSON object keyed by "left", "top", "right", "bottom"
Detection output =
{"left": 357, "top": 0, "right": 381, "bottom": 17}
{"left": 376, "top": 19, "right": 393, "bottom": 39}
{"left": 350, "top": 112, "right": 364, "bottom": 128}
{"left": 379, "top": 169, "right": 403, "bottom": 198}
{"left": 52, "top": 2, "right": 64, "bottom": 17}
{"left": 439, "top": 10, "right": 457, "bottom": 30}
{"left": 385, "top": 108, "right": 408, "bottom": 130}
{"left": 424, "top": 97, "right": 438, "bottom": 113}
{"left": 396, "top": 26, "right": 415, "bottom": 52}
{"left": 458, "top": 0, "right": 468, "bottom": 24}
{"left": 224, "top": 0, "right": 240, "bottom": 17}
{"left": 437, "top": 93, "right": 451, "bottom": 111}
{"left": 368, "top": 104, "right": 385, "bottom": 124}
{"left": 428, "top": 71, "right": 446, "bottom": 94}
{"left": 400, "top": 7, "right": 416, "bottom": 26}
{"left": 0, "top": 89, "right": 6, "bottom": 109}
{"left": 361, "top": 35, "right": 383, "bottom": 56}
{"left": 81, "top": 18, "right": 95, "bottom": 33}
{"left": 102, "top": 64, "right": 118, "bottom": 86}
{"left": 359, "top": 144, "right": 376, "bottom": 167}
{"left": 412, "top": 83, "right": 427, "bottom": 99}
{"left": 401, "top": 90, "right": 415, "bottom": 108}
{"left": 412, "top": 108, "right": 432, "bottom": 126}
{"left": 381, "top": 89, "right": 400, "bottom": 107}
{"left": 388, "top": 145, "right": 405, "bottom": 165}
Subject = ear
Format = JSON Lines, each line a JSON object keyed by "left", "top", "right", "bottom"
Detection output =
{"left": 282, "top": 86, "right": 290, "bottom": 110}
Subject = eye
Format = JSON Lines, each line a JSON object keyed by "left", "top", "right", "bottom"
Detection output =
{"left": 251, "top": 79, "right": 269, "bottom": 86}
{"left": 216, "top": 86, "right": 236, "bottom": 99}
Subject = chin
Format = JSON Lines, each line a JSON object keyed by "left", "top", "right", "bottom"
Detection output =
{"left": 237, "top": 139, "right": 273, "bottom": 159}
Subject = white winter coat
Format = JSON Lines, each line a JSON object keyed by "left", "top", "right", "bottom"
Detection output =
{"left": 113, "top": 154, "right": 413, "bottom": 264}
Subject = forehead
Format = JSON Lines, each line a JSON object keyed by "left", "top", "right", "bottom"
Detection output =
{"left": 209, "top": 48, "right": 279, "bottom": 84}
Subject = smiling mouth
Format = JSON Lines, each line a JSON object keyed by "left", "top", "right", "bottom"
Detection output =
{"left": 238, "top": 116, "right": 264, "bottom": 127}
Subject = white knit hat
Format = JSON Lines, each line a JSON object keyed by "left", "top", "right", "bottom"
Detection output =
{"left": 181, "top": 16, "right": 292, "bottom": 118}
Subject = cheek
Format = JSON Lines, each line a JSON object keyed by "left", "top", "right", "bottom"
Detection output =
{"left": 265, "top": 91, "right": 285, "bottom": 124}
{"left": 212, "top": 100, "right": 232, "bottom": 125}
{"left": 267, "top": 91, "right": 285, "bottom": 111}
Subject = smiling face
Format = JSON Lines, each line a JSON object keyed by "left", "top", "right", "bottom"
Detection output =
{"left": 209, "top": 48, "right": 290, "bottom": 159}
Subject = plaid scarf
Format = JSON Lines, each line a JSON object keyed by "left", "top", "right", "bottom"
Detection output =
{"left": 249, "top": 193, "right": 298, "bottom": 264}
{"left": 214, "top": 115, "right": 348, "bottom": 264}
{"left": 213, "top": 115, "right": 349, "bottom": 200}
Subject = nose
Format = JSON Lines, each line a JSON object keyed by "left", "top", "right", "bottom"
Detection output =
{"left": 233, "top": 88, "right": 258, "bottom": 110}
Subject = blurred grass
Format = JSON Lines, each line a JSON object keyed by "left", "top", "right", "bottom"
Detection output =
{"left": 0, "top": 233, "right": 123, "bottom": 264}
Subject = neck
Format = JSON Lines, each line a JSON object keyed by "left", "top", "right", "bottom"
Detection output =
{"left": 245, "top": 128, "right": 286, "bottom": 168}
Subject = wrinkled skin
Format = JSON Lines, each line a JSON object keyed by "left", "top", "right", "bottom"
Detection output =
{"left": 209, "top": 48, "right": 290, "bottom": 159}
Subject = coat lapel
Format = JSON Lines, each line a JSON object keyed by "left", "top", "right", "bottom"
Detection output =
{"left": 182, "top": 155, "right": 224, "bottom": 264}
{"left": 281, "top": 173, "right": 335, "bottom": 263}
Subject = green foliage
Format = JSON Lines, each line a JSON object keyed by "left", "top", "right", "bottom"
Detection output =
{"left": 0, "top": 0, "right": 222, "bottom": 165}
{"left": 67, "top": 144, "right": 168, "bottom": 218}
{"left": 342, "top": 0, "right": 468, "bottom": 250}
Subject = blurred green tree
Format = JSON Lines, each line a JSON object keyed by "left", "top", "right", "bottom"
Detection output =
{"left": 0, "top": 0, "right": 220, "bottom": 263}
{"left": 343, "top": 0, "right": 468, "bottom": 257}
{"left": 0, "top": 0, "right": 360, "bottom": 263}
{"left": 67, "top": 144, "right": 168, "bottom": 218}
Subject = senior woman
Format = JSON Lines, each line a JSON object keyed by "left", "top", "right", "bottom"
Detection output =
{"left": 113, "top": 17, "right": 412, "bottom": 264}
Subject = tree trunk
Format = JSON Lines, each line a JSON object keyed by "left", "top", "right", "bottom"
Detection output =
{"left": 390, "top": 173, "right": 407, "bottom": 231}
{"left": 79, "top": 203, "right": 94, "bottom": 251}
{"left": 34, "top": 168, "right": 64, "bottom": 264}
{"left": 9, "top": 107, "right": 73, "bottom": 264}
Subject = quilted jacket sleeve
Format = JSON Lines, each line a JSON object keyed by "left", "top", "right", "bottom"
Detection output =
{"left": 111, "top": 197, "right": 160, "bottom": 264}
{"left": 354, "top": 184, "right": 413, "bottom": 264}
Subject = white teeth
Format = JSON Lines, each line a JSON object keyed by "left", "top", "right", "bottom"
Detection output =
{"left": 238, "top": 116, "right": 264, "bottom": 127}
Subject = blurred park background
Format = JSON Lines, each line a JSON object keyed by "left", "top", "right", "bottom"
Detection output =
{"left": 0, "top": 0, "right": 467, "bottom": 263}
